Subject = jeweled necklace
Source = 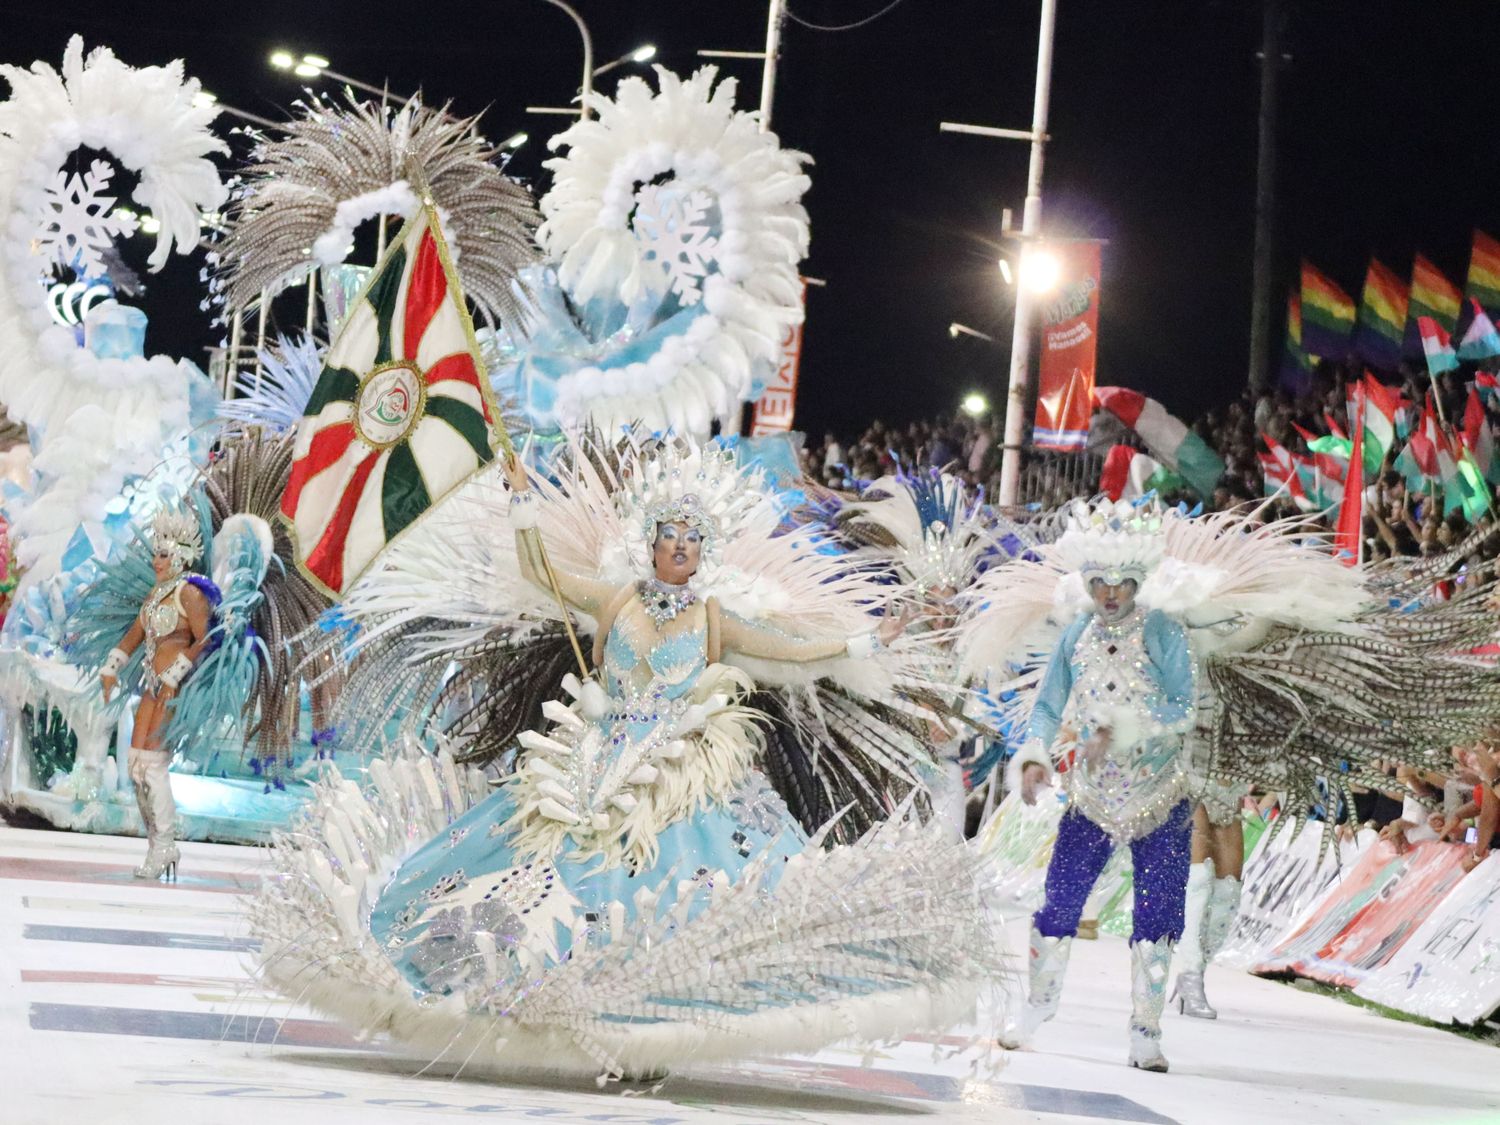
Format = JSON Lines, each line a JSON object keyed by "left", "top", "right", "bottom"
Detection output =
{"left": 638, "top": 577, "right": 697, "bottom": 625}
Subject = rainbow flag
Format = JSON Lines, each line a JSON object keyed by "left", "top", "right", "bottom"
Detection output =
{"left": 1279, "top": 293, "right": 1314, "bottom": 393}
{"left": 1466, "top": 229, "right": 1500, "bottom": 318}
{"left": 1353, "top": 258, "right": 1408, "bottom": 370}
{"left": 1301, "top": 262, "right": 1355, "bottom": 359}
{"left": 1405, "top": 253, "right": 1462, "bottom": 355}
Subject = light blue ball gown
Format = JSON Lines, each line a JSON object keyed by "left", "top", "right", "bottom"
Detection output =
{"left": 253, "top": 523, "right": 1003, "bottom": 1080}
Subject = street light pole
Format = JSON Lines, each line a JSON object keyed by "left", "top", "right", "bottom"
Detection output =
{"left": 1001, "top": 0, "right": 1059, "bottom": 508}
{"left": 938, "top": 0, "right": 1059, "bottom": 508}
{"left": 541, "top": 0, "right": 594, "bottom": 120}
{"left": 759, "top": 0, "right": 787, "bottom": 131}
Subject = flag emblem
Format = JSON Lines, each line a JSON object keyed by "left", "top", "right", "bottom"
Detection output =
{"left": 281, "top": 206, "right": 498, "bottom": 597}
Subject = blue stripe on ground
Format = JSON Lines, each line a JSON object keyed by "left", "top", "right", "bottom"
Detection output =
{"left": 23, "top": 924, "right": 259, "bottom": 953}
{"left": 29, "top": 1003, "right": 361, "bottom": 1050}
{"left": 1006, "top": 1085, "right": 1177, "bottom": 1123}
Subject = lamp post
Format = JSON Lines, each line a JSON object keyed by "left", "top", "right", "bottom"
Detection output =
{"left": 526, "top": 40, "right": 656, "bottom": 117}
{"left": 698, "top": 0, "right": 787, "bottom": 132}
{"left": 938, "top": 0, "right": 1059, "bottom": 508}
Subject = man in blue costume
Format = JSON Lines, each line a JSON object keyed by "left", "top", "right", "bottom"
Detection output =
{"left": 1000, "top": 500, "right": 1195, "bottom": 1072}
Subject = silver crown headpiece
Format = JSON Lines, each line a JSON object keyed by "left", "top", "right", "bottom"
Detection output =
{"left": 1055, "top": 496, "right": 1169, "bottom": 586}
{"left": 620, "top": 439, "right": 764, "bottom": 577}
{"left": 150, "top": 507, "right": 203, "bottom": 573}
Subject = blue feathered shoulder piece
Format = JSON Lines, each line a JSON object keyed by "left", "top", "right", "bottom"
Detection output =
{"left": 162, "top": 512, "right": 274, "bottom": 751}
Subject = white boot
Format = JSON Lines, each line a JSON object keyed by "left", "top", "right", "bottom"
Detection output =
{"left": 1128, "top": 939, "right": 1173, "bottom": 1072}
{"left": 131, "top": 749, "right": 180, "bottom": 882}
{"left": 1189, "top": 874, "right": 1242, "bottom": 1015}
{"left": 1169, "top": 861, "right": 1216, "bottom": 1018}
{"left": 1202, "top": 875, "right": 1243, "bottom": 959}
{"left": 999, "top": 926, "right": 1072, "bottom": 1049}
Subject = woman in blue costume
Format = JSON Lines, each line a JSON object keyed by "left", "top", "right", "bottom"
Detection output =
{"left": 254, "top": 439, "right": 1004, "bottom": 1082}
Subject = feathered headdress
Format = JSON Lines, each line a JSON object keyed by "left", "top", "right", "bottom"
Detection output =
{"left": 1053, "top": 496, "right": 1170, "bottom": 586}
{"left": 149, "top": 507, "right": 203, "bottom": 572}
{"left": 617, "top": 440, "right": 764, "bottom": 581}
{"left": 843, "top": 470, "right": 997, "bottom": 594}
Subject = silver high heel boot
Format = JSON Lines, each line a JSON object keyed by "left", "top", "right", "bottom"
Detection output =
{"left": 1128, "top": 938, "right": 1174, "bottom": 1072}
{"left": 1188, "top": 874, "right": 1243, "bottom": 1017}
{"left": 999, "top": 925, "right": 1073, "bottom": 1049}
{"left": 1170, "top": 862, "right": 1217, "bottom": 1018}
{"left": 132, "top": 749, "right": 180, "bottom": 883}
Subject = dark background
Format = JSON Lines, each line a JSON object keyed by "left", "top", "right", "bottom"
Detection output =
{"left": 6, "top": 1, "right": 1500, "bottom": 436}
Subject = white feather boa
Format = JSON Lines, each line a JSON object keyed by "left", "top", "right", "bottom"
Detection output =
{"left": 0, "top": 38, "right": 226, "bottom": 578}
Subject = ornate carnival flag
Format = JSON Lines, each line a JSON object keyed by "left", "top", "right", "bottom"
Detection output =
{"left": 281, "top": 204, "right": 500, "bottom": 597}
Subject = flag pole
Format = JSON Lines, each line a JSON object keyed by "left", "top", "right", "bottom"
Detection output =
{"left": 408, "top": 165, "right": 591, "bottom": 681}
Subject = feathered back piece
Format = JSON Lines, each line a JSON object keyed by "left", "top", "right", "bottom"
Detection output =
{"left": 150, "top": 507, "right": 203, "bottom": 573}
{"left": 842, "top": 470, "right": 998, "bottom": 593}
{"left": 958, "top": 501, "right": 1370, "bottom": 682}
{"left": 197, "top": 427, "right": 335, "bottom": 760}
{"left": 214, "top": 94, "right": 539, "bottom": 328}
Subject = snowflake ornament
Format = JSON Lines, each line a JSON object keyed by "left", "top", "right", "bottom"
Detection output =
{"left": 631, "top": 185, "right": 718, "bottom": 305}
{"left": 35, "top": 159, "right": 139, "bottom": 276}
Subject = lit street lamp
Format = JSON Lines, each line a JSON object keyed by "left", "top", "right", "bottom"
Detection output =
{"left": 961, "top": 392, "right": 990, "bottom": 417}
{"left": 938, "top": 0, "right": 1060, "bottom": 507}
{"left": 949, "top": 322, "right": 996, "bottom": 343}
{"left": 594, "top": 44, "right": 657, "bottom": 78}
{"left": 269, "top": 50, "right": 408, "bottom": 102}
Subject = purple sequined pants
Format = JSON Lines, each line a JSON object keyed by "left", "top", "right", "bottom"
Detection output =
{"left": 1034, "top": 800, "right": 1192, "bottom": 945}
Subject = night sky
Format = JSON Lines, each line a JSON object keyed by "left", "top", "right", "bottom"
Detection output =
{"left": 6, "top": 1, "right": 1500, "bottom": 437}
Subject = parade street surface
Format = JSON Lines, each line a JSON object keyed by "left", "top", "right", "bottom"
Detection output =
{"left": 0, "top": 826, "right": 1493, "bottom": 1125}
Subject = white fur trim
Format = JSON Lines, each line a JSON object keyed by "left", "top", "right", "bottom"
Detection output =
{"left": 1005, "top": 741, "right": 1054, "bottom": 795}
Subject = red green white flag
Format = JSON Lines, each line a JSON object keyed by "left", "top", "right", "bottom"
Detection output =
{"left": 1258, "top": 432, "right": 1313, "bottom": 511}
{"left": 1099, "top": 444, "right": 1179, "bottom": 501}
{"left": 1418, "top": 316, "right": 1459, "bottom": 375}
{"left": 1093, "top": 386, "right": 1224, "bottom": 497}
{"left": 281, "top": 205, "right": 500, "bottom": 597}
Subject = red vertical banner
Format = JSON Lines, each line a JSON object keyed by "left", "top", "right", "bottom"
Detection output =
{"left": 1033, "top": 241, "right": 1101, "bottom": 451}
{"left": 751, "top": 280, "right": 807, "bottom": 436}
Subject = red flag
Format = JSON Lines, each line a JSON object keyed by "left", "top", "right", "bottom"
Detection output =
{"left": 1258, "top": 431, "right": 1311, "bottom": 509}
{"left": 1335, "top": 386, "right": 1365, "bottom": 565}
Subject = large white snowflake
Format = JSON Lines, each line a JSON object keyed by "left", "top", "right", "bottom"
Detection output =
{"left": 631, "top": 185, "right": 719, "bottom": 306}
{"left": 35, "top": 159, "right": 140, "bottom": 277}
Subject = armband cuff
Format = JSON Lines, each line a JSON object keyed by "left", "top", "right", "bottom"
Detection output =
{"left": 509, "top": 491, "right": 539, "bottom": 530}
{"left": 159, "top": 653, "right": 193, "bottom": 692}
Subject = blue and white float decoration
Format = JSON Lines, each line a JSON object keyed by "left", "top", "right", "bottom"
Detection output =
{"left": 0, "top": 37, "right": 226, "bottom": 579}
{"left": 495, "top": 67, "right": 812, "bottom": 437}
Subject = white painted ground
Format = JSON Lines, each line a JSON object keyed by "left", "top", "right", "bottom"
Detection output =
{"left": 0, "top": 824, "right": 1494, "bottom": 1125}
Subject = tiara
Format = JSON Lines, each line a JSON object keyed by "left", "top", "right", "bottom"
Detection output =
{"left": 150, "top": 507, "right": 203, "bottom": 573}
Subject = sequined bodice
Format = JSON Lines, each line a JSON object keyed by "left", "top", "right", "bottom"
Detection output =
{"left": 602, "top": 597, "right": 707, "bottom": 703}
{"left": 140, "top": 580, "right": 182, "bottom": 641}
{"left": 1061, "top": 611, "right": 1188, "bottom": 840}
